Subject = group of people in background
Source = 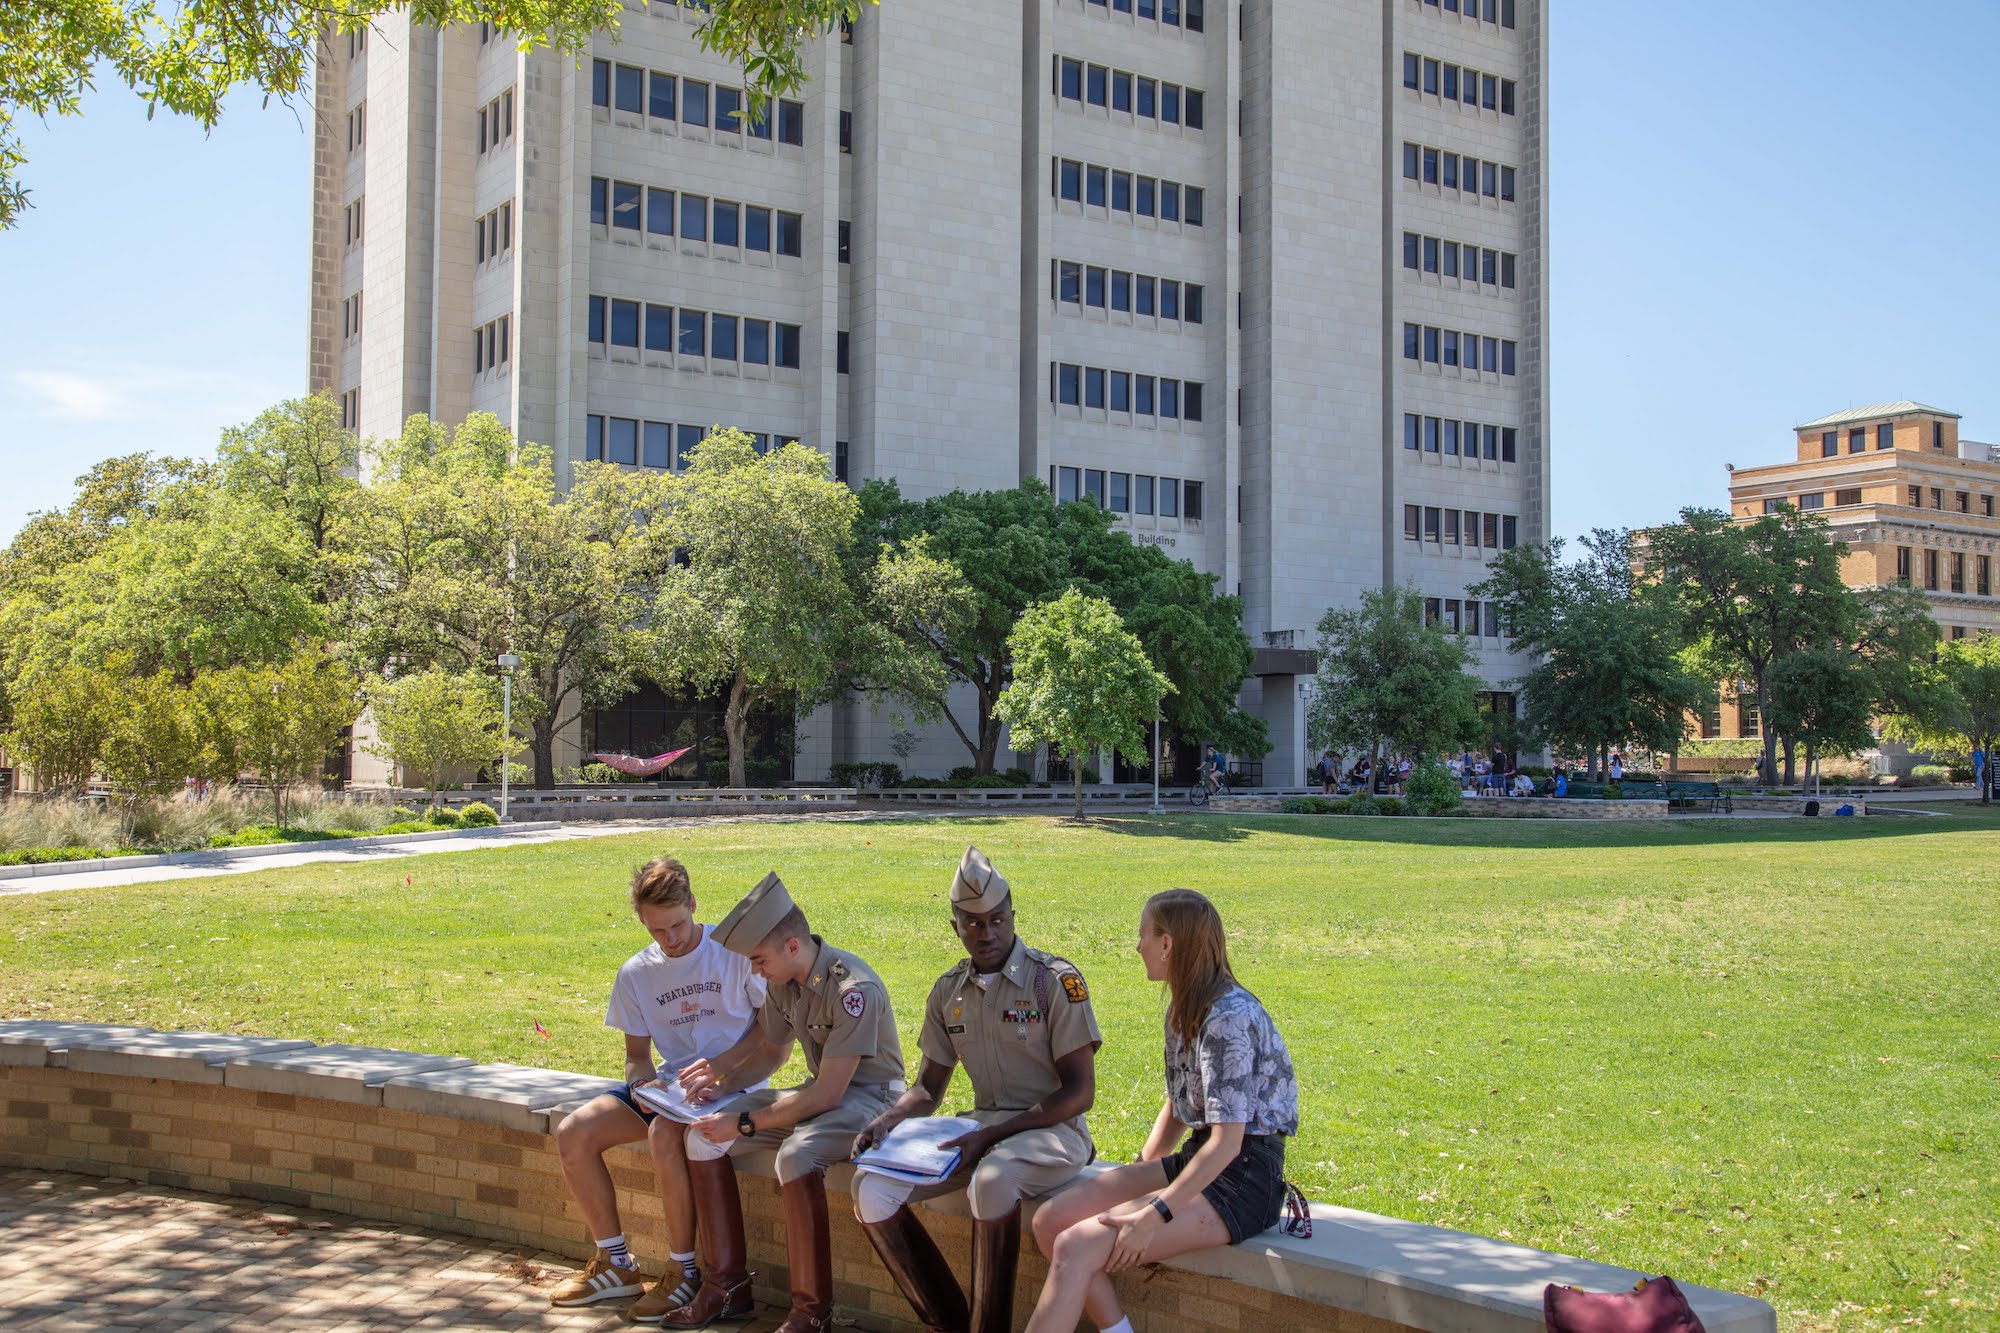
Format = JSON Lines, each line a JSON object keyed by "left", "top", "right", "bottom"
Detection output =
{"left": 1313, "top": 749, "right": 1626, "bottom": 799}
{"left": 549, "top": 847, "right": 1300, "bottom": 1333}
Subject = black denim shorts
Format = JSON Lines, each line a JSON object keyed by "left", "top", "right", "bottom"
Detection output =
{"left": 1161, "top": 1127, "right": 1286, "bottom": 1243}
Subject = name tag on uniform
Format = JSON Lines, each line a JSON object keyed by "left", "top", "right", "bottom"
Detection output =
{"left": 946, "top": 1024, "right": 966, "bottom": 1035}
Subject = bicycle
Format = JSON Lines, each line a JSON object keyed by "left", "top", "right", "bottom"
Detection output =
{"left": 1187, "top": 768, "right": 1226, "bottom": 806}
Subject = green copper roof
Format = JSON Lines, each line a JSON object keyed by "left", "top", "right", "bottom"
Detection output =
{"left": 1796, "top": 401, "right": 1959, "bottom": 431}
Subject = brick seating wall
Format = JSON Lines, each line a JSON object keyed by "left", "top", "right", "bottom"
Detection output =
{"left": 0, "top": 1026, "right": 1777, "bottom": 1333}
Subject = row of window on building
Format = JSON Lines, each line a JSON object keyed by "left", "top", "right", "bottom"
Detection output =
{"left": 1402, "top": 143, "right": 1516, "bottom": 202}
{"left": 1055, "top": 57, "right": 1206, "bottom": 129}
{"left": 584, "top": 417, "right": 798, "bottom": 470}
{"left": 1052, "top": 159, "right": 1206, "bottom": 226}
{"left": 1072, "top": 0, "right": 1206, "bottom": 30}
{"left": 1403, "top": 504, "right": 1520, "bottom": 549}
{"left": 473, "top": 315, "right": 511, "bottom": 374}
{"left": 1402, "top": 233, "right": 1516, "bottom": 289}
{"left": 1053, "top": 260, "right": 1204, "bottom": 325}
{"left": 1053, "top": 466, "right": 1204, "bottom": 520}
{"left": 1404, "top": 414, "right": 1519, "bottom": 462}
{"left": 1897, "top": 546, "right": 1996, "bottom": 597}
{"left": 341, "top": 293, "right": 363, "bottom": 341}
{"left": 1402, "top": 54, "right": 1517, "bottom": 115}
{"left": 1415, "top": 0, "right": 1518, "bottom": 27}
{"left": 346, "top": 102, "right": 366, "bottom": 151}
{"left": 589, "top": 178, "right": 805, "bottom": 255}
{"left": 1762, "top": 486, "right": 1998, "bottom": 516}
{"left": 343, "top": 198, "right": 365, "bottom": 247}
{"left": 1050, "top": 363, "right": 1205, "bottom": 421}
{"left": 475, "top": 202, "right": 513, "bottom": 264}
{"left": 1425, "top": 597, "right": 1506, "bottom": 638}
{"left": 591, "top": 60, "right": 806, "bottom": 144}
{"left": 1402, "top": 324, "right": 1519, "bottom": 376}
{"left": 477, "top": 89, "right": 515, "bottom": 156}
{"left": 1818, "top": 421, "right": 1947, "bottom": 455}
{"left": 587, "top": 297, "right": 805, "bottom": 368}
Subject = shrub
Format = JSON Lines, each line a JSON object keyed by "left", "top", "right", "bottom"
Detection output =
{"left": 1003, "top": 767, "right": 1033, "bottom": 785}
{"left": 1343, "top": 794, "right": 1382, "bottom": 816}
{"left": 1519, "top": 764, "right": 1552, "bottom": 779}
{"left": 562, "top": 762, "right": 636, "bottom": 785}
{"left": 741, "top": 758, "right": 785, "bottom": 787}
{"left": 458, "top": 801, "right": 499, "bottom": 827}
{"left": 1375, "top": 796, "right": 1405, "bottom": 816}
{"left": 1604, "top": 782, "right": 1623, "bottom": 801}
{"left": 831, "top": 762, "right": 903, "bottom": 790}
{"left": 1948, "top": 766, "right": 1976, "bottom": 784}
{"left": 963, "top": 774, "right": 1016, "bottom": 789}
{"left": 1281, "top": 796, "right": 1337, "bottom": 815}
{"left": 1402, "top": 762, "right": 1463, "bottom": 817}
{"left": 208, "top": 826, "right": 288, "bottom": 848}
{"left": 948, "top": 765, "right": 980, "bottom": 782}
{"left": 424, "top": 805, "right": 465, "bottom": 829}
{"left": 0, "top": 846, "right": 112, "bottom": 866}
{"left": 897, "top": 776, "right": 949, "bottom": 788}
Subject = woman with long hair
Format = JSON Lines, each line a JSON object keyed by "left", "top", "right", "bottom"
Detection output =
{"left": 1022, "top": 889, "right": 1299, "bottom": 1333}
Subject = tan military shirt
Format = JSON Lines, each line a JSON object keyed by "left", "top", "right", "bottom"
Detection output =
{"left": 757, "top": 936, "right": 904, "bottom": 1089}
{"left": 919, "top": 937, "right": 1101, "bottom": 1131}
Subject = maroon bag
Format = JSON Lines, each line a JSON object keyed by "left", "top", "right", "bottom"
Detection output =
{"left": 1543, "top": 1275, "right": 1707, "bottom": 1333}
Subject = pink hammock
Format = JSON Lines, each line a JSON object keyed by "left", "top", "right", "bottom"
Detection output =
{"left": 592, "top": 747, "right": 693, "bottom": 778}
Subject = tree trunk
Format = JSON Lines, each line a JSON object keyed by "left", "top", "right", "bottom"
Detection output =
{"left": 531, "top": 717, "right": 557, "bottom": 790}
{"left": 1071, "top": 747, "right": 1084, "bottom": 821}
{"left": 1781, "top": 735, "right": 1797, "bottom": 788}
{"left": 974, "top": 659, "right": 1008, "bottom": 775}
{"left": 1756, "top": 677, "right": 1777, "bottom": 785}
{"left": 724, "top": 669, "right": 752, "bottom": 788}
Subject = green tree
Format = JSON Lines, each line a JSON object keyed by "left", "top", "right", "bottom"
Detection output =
{"left": 99, "top": 667, "right": 209, "bottom": 798}
{"left": 200, "top": 652, "right": 361, "bottom": 824}
{"left": 1642, "top": 506, "right": 1855, "bottom": 785}
{"left": 1307, "top": 585, "right": 1482, "bottom": 767}
{"left": 1763, "top": 646, "right": 1880, "bottom": 789}
{"left": 367, "top": 668, "right": 520, "bottom": 808}
{"left": 349, "top": 413, "right": 671, "bottom": 788}
{"left": 217, "top": 393, "right": 363, "bottom": 573}
{"left": 1472, "top": 529, "right": 1711, "bottom": 777}
{"left": 1882, "top": 633, "right": 2000, "bottom": 803}
{"left": 861, "top": 480, "right": 1264, "bottom": 773}
{"left": 646, "top": 430, "right": 966, "bottom": 786}
{"left": 1, "top": 0, "right": 868, "bottom": 229}
{"left": 992, "top": 590, "right": 1171, "bottom": 820}
{"left": 0, "top": 660, "right": 124, "bottom": 794}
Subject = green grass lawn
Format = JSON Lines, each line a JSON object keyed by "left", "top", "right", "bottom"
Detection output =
{"left": 3, "top": 813, "right": 1995, "bottom": 1332}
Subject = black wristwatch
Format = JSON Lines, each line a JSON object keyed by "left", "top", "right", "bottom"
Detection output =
{"left": 736, "top": 1110, "right": 757, "bottom": 1138}
{"left": 1149, "top": 1196, "right": 1173, "bottom": 1223}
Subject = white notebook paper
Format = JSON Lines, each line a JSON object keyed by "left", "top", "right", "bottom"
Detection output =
{"left": 633, "top": 1080, "right": 746, "bottom": 1125}
{"left": 853, "top": 1116, "right": 983, "bottom": 1183}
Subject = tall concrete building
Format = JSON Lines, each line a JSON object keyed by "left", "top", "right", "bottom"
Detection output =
{"left": 311, "top": 0, "right": 1549, "bottom": 785}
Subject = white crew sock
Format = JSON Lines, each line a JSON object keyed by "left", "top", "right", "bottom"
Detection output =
{"left": 669, "top": 1248, "right": 697, "bottom": 1279}
{"left": 1100, "top": 1320, "right": 1134, "bottom": 1333}
{"left": 596, "top": 1234, "right": 633, "bottom": 1270}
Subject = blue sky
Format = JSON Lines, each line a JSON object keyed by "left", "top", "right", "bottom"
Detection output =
{"left": 2, "top": 1, "right": 1995, "bottom": 546}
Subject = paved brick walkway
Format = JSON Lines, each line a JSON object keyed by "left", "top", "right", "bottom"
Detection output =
{"left": 0, "top": 1170, "right": 792, "bottom": 1331}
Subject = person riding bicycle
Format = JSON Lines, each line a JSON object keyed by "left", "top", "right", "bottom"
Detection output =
{"left": 1201, "top": 746, "right": 1228, "bottom": 795}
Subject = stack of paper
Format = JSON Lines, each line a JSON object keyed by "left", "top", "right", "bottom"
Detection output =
{"left": 853, "top": 1116, "right": 983, "bottom": 1184}
{"left": 634, "top": 1080, "right": 745, "bottom": 1125}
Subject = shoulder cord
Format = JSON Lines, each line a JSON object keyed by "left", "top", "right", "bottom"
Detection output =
{"left": 1280, "top": 1181, "right": 1313, "bottom": 1239}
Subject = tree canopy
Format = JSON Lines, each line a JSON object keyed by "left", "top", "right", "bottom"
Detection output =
{"left": 861, "top": 479, "right": 1264, "bottom": 773}
{"left": 1307, "top": 585, "right": 1483, "bottom": 764}
{"left": 1882, "top": 633, "right": 2000, "bottom": 802}
{"left": 1, "top": 0, "right": 873, "bottom": 229}
{"left": 1471, "top": 528, "right": 1711, "bottom": 775}
{"left": 992, "top": 590, "right": 1170, "bottom": 819}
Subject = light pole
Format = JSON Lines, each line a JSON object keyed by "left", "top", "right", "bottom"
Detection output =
{"left": 1149, "top": 711, "right": 1165, "bottom": 815}
{"left": 497, "top": 653, "right": 520, "bottom": 823}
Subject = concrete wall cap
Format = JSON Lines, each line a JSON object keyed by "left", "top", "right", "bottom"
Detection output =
{"left": 62, "top": 1032, "right": 318, "bottom": 1085}
{"left": 0, "top": 1021, "right": 157, "bottom": 1068}
{"left": 222, "top": 1044, "right": 478, "bottom": 1106}
{"left": 380, "top": 1062, "right": 623, "bottom": 1134}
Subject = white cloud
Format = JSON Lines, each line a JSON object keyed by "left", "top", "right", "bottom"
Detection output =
{"left": 11, "top": 369, "right": 125, "bottom": 422}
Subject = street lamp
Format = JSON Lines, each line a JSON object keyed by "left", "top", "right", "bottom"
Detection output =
{"left": 1149, "top": 710, "right": 1165, "bottom": 815}
{"left": 497, "top": 653, "right": 520, "bottom": 823}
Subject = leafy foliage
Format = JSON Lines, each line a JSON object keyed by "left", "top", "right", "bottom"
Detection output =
{"left": 1307, "top": 585, "right": 1483, "bottom": 763}
{"left": 367, "top": 668, "right": 519, "bottom": 807}
{"left": 992, "top": 590, "right": 1171, "bottom": 819}
{"left": 1882, "top": 633, "right": 2000, "bottom": 801}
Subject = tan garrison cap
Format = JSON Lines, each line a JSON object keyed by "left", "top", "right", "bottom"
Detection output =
{"left": 950, "top": 845, "right": 1011, "bottom": 914}
{"left": 713, "top": 872, "right": 795, "bottom": 955}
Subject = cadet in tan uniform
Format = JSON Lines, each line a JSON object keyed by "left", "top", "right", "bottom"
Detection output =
{"left": 662, "top": 873, "right": 905, "bottom": 1333}
{"left": 851, "top": 846, "right": 1100, "bottom": 1333}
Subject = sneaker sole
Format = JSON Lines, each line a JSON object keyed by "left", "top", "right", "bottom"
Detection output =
{"left": 551, "top": 1284, "right": 645, "bottom": 1307}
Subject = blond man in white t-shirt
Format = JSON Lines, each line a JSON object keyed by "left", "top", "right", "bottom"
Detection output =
{"left": 548, "top": 856, "right": 767, "bottom": 1320}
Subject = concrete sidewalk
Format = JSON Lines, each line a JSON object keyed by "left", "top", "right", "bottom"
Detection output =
{"left": 0, "top": 1168, "right": 794, "bottom": 1331}
{"left": 0, "top": 812, "right": 889, "bottom": 898}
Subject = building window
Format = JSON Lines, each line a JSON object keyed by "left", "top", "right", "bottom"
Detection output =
{"left": 1907, "top": 485, "right": 1922, "bottom": 507}
{"left": 614, "top": 64, "right": 643, "bottom": 114}
{"left": 1980, "top": 555, "right": 1991, "bottom": 597}
{"left": 1925, "top": 549, "right": 1940, "bottom": 591}
{"left": 347, "top": 101, "right": 366, "bottom": 150}
{"left": 1878, "top": 422, "right": 1895, "bottom": 450}
{"left": 1847, "top": 427, "right": 1864, "bottom": 454}
{"left": 1739, "top": 690, "right": 1761, "bottom": 739}
{"left": 1701, "top": 704, "right": 1722, "bottom": 739}
{"left": 1896, "top": 546, "right": 1911, "bottom": 585}
{"left": 1820, "top": 430, "right": 1837, "bottom": 458}
{"left": 1932, "top": 488, "right": 1944, "bottom": 510}
{"left": 777, "top": 100, "right": 805, "bottom": 145}
{"left": 1952, "top": 552, "right": 1967, "bottom": 594}
{"left": 838, "top": 220, "right": 851, "bottom": 263}
{"left": 1934, "top": 421, "right": 1945, "bottom": 450}
{"left": 1797, "top": 492, "right": 1824, "bottom": 510}
{"left": 1834, "top": 488, "right": 1861, "bottom": 506}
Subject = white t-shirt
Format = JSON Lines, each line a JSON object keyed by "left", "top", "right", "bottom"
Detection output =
{"left": 604, "top": 926, "right": 768, "bottom": 1081}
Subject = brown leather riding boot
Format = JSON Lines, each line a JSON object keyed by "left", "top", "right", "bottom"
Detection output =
{"left": 968, "top": 1208, "right": 1021, "bottom": 1333}
{"left": 658, "top": 1157, "right": 754, "bottom": 1328}
{"left": 772, "top": 1170, "right": 835, "bottom": 1333}
{"left": 860, "top": 1206, "right": 969, "bottom": 1332}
